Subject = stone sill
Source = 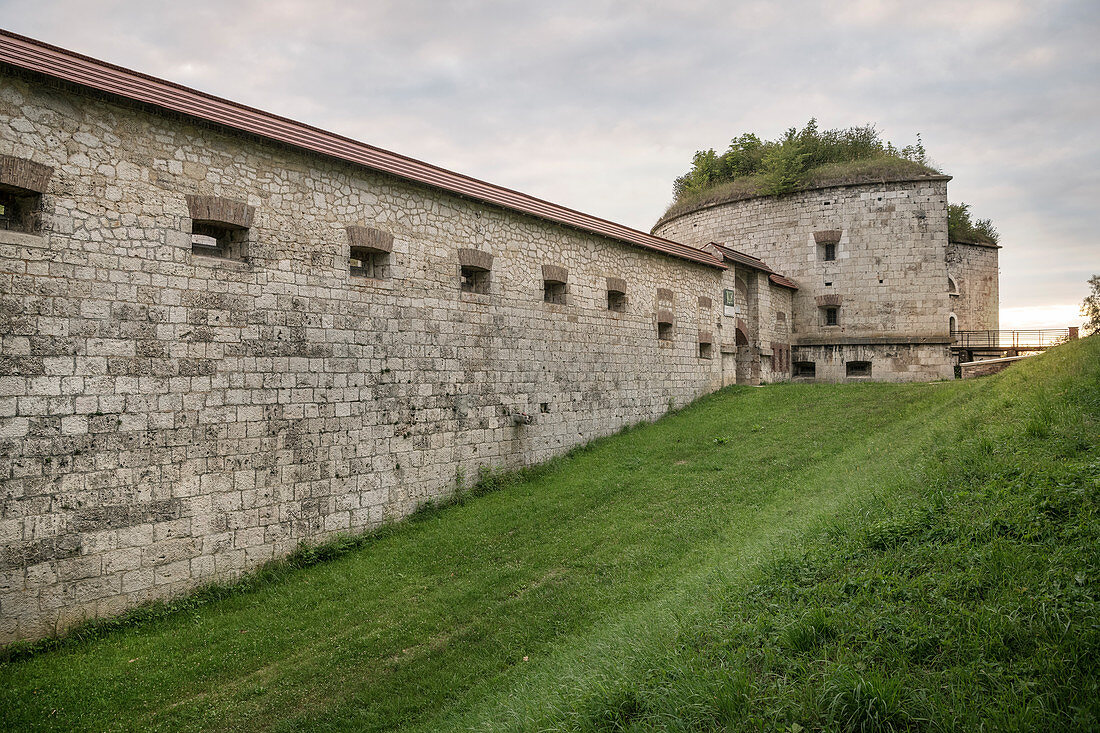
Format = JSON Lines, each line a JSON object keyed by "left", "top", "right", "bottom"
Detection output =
{"left": 190, "top": 251, "right": 251, "bottom": 269}
{"left": 0, "top": 228, "right": 47, "bottom": 247}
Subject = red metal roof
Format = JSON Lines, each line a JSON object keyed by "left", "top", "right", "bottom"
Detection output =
{"left": 705, "top": 243, "right": 798, "bottom": 290}
{"left": 0, "top": 29, "right": 724, "bottom": 270}
{"left": 768, "top": 273, "right": 798, "bottom": 290}
{"left": 707, "top": 242, "right": 798, "bottom": 289}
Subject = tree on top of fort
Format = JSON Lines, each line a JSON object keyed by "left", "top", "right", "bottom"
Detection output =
{"left": 671, "top": 119, "right": 935, "bottom": 200}
{"left": 662, "top": 119, "right": 998, "bottom": 243}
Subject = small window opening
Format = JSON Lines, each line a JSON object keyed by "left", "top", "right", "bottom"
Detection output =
{"left": 949, "top": 315, "right": 958, "bottom": 334}
{"left": 191, "top": 221, "right": 248, "bottom": 260}
{"left": 607, "top": 290, "right": 627, "bottom": 312}
{"left": 544, "top": 280, "right": 567, "bottom": 304}
{"left": 794, "top": 361, "right": 816, "bottom": 377}
{"left": 846, "top": 360, "right": 872, "bottom": 378}
{"left": 823, "top": 307, "right": 839, "bottom": 326}
{"left": 825, "top": 281, "right": 833, "bottom": 287}
{"left": 698, "top": 342, "right": 713, "bottom": 359}
{"left": 657, "top": 322, "right": 673, "bottom": 341}
{"left": 822, "top": 242, "right": 836, "bottom": 261}
{"left": 350, "top": 246, "right": 389, "bottom": 279}
{"left": 540, "top": 402, "right": 550, "bottom": 414}
{"left": 460, "top": 266, "right": 490, "bottom": 294}
{"left": 0, "top": 187, "right": 42, "bottom": 234}
{"left": 879, "top": 278, "right": 884, "bottom": 284}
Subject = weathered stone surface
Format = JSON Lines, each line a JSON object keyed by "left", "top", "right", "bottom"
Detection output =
{"left": 946, "top": 241, "right": 999, "bottom": 332}
{"left": 0, "top": 154, "right": 52, "bottom": 193}
{"left": 456, "top": 248, "right": 493, "bottom": 271}
{"left": 541, "top": 264, "right": 568, "bottom": 284}
{"left": 653, "top": 179, "right": 989, "bottom": 383}
{"left": 0, "top": 72, "right": 782, "bottom": 643}
{"left": 185, "top": 195, "right": 254, "bottom": 228}
{"left": 346, "top": 225, "right": 394, "bottom": 253}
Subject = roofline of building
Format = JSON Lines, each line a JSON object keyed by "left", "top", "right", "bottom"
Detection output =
{"left": 0, "top": 29, "right": 725, "bottom": 270}
{"left": 768, "top": 273, "right": 798, "bottom": 290}
{"left": 703, "top": 242, "right": 797, "bottom": 289}
{"left": 949, "top": 238, "right": 1001, "bottom": 250}
{"left": 653, "top": 173, "right": 954, "bottom": 231}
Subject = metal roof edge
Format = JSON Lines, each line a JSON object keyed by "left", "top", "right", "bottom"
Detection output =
{"left": 0, "top": 29, "right": 725, "bottom": 270}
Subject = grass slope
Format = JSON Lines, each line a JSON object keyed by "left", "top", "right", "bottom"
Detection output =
{"left": 1, "top": 338, "right": 1098, "bottom": 732}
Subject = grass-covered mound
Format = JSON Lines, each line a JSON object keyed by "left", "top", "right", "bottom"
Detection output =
{"left": 656, "top": 121, "right": 1002, "bottom": 245}
{"left": 656, "top": 120, "right": 944, "bottom": 225}
{"left": 1, "top": 337, "right": 1097, "bottom": 731}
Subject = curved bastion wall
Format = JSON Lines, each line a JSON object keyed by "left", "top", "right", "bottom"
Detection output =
{"left": 653, "top": 178, "right": 962, "bottom": 383}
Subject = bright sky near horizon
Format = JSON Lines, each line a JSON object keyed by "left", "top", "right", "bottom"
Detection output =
{"left": 3, "top": 1, "right": 1096, "bottom": 330}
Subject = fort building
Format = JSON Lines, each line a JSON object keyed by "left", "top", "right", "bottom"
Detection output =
{"left": 653, "top": 177, "right": 999, "bottom": 383}
{"left": 0, "top": 31, "right": 996, "bottom": 642}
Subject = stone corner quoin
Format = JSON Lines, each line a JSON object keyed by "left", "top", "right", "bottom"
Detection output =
{"left": 0, "top": 34, "right": 997, "bottom": 644}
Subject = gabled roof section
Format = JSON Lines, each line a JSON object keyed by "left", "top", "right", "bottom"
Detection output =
{"left": 0, "top": 30, "right": 724, "bottom": 270}
{"left": 768, "top": 273, "right": 798, "bottom": 290}
{"left": 704, "top": 242, "right": 798, "bottom": 290}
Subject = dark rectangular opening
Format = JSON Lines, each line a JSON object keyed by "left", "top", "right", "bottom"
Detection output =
{"left": 350, "top": 246, "right": 389, "bottom": 279}
{"left": 846, "top": 360, "right": 872, "bottom": 378}
{"left": 461, "top": 266, "right": 490, "bottom": 294}
{"left": 607, "top": 290, "right": 626, "bottom": 312}
{"left": 0, "top": 187, "right": 42, "bottom": 234}
{"left": 544, "top": 280, "right": 566, "bottom": 304}
{"left": 794, "top": 361, "right": 816, "bottom": 377}
{"left": 191, "top": 221, "right": 248, "bottom": 260}
{"left": 822, "top": 242, "right": 836, "bottom": 261}
{"left": 657, "top": 322, "right": 673, "bottom": 341}
{"left": 698, "top": 342, "right": 713, "bottom": 359}
{"left": 824, "top": 307, "right": 838, "bottom": 326}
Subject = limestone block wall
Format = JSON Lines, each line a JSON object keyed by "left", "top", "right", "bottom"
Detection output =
{"left": 947, "top": 241, "right": 999, "bottom": 332}
{"left": 762, "top": 284, "right": 793, "bottom": 383}
{"left": 0, "top": 74, "right": 728, "bottom": 642}
{"left": 654, "top": 179, "right": 957, "bottom": 381}
{"left": 791, "top": 343, "right": 954, "bottom": 383}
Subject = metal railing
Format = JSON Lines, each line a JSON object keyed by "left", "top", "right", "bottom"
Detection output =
{"left": 951, "top": 329, "right": 1075, "bottom": 350}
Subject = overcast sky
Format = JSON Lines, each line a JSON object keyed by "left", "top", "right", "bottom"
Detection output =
{"left": 4, "top": 0, "right": 1097, "bottom": 328}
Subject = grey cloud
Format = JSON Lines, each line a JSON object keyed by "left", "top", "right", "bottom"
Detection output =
{"left": 2, "top": 0, "right": 1097, "bottom": 314}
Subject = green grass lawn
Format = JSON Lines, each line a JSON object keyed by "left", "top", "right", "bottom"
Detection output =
{"left": 2, "top": 337, "right": 1098, "bottom": 732}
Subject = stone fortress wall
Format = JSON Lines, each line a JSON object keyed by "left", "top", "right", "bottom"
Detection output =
{"left": 0, "top": 31, "right": 996, "bottom": 643}
{"left": 946, "top": 240, "right": 1000, "bottom": 334}
{"left": 652, "top": 177, "right": 999, "bottom": 383}
{"left": 0, "top": 65, "right": 800, "bottom": 642}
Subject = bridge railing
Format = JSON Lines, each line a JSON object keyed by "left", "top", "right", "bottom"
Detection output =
{"left": 951, "top": 328, "right": 1076, "bottom": 350}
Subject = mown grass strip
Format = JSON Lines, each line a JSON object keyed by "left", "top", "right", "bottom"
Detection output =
{"left": 1, "top": 338, "right": 1096, "bottom": 732}
{"left": 446, "top": 338, "right": 1099, "bottom": 731}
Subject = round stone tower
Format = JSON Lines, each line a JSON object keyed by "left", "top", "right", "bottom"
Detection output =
{"left": 653, "top": 175, "right": 958, "bottom": 382}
